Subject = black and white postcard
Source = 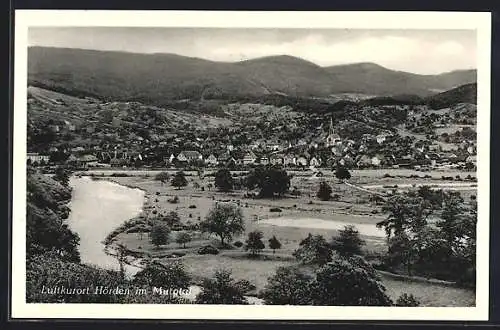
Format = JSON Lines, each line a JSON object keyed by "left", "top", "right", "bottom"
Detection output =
{"left": 12, "top": 10, "right": 492, "bottom": 320}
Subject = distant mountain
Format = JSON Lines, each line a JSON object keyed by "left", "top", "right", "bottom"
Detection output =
{"left": 28, "top": 47, "right": 477, "bottom": 107}
{"left": 424, "top": 83, "right": 477, "bottom": 109}
{"left": 325, "top": 62, "right": 476, "bottom": 97}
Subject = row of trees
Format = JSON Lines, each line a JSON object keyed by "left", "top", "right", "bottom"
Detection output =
{"left": 155, "top": 165, "right": 352, "bottom": 201}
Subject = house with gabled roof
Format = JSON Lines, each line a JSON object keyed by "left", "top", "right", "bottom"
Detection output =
{"left": 259, "top": 156, "right": 269, "bottom": 165}
{"left": 283, "top": 154, "right": 297, "bottom": 167}
{"left": 205, "top": 154, "right": 219, "bottom": 166}
{"left": 296, "top": 156, "right": 309, "bottom": 167}
{"left": 177, "top": 151, "right": 203, "bottom": 163}
{"left": 243, "top": 151, "right": 257, "bottom": 165}
{"left": 270, "top": 154, "right": 284, "bottom": 165}
{"left": 310, "top": 157, "right": 321, "bottom": 167}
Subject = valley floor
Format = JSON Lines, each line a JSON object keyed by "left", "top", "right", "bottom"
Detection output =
{"left": 85, "top": 168, "right": 476, "bottom": 307}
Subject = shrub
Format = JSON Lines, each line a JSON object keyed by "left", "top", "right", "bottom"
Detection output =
{"left": 197, "top": 245, "right": 219, "bottom": 255}
{"left": 395, "top": 293, "right": 420, "bottom": 306}
{"left": 155, "top": 171, "right": 170, "bottom": 181}
{"left": 175, "top": 232, "right": 192, "bottom": 248}
{"left": 317, "top": 181, "right": 333, "bottom": 201}
{"left": 233, "top": 241, "right": 244, "bottom": 248}
{"left": 168, "top": 196, "right": 179, "bottom": 204}
{"left": 188, "top": 205, "right": 197, "bottom": 209}
{"left": 270, "top": 207, "right": 282, "bottom": 212}
{"left": 110, "top": 173, "right": 129, "bottom": 177}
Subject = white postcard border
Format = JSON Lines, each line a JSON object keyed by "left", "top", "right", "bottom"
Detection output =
{"left": 12, "top": 10, "right": 492, "bottom": 320}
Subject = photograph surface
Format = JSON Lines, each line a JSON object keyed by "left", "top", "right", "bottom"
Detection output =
{"left": 12, "top": 10, "right": 491, "bottom": 320}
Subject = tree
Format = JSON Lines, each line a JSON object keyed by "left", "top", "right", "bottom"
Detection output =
{"left": 331, "top": 225, "right": 365, "bottom": 257}
{"left": 195, "top": 269, "right": 248, "bottom": 304}
{"left": 245, "top": 166, "right": 291, "bottom": 198}
{"left": 150, "top": 223, "right": 170, "bottom": 248}
{"left": 438, "top": 191, "right": 466, "bottom": 249}
{"left": 27, "top": 253, "right": 124, "bottom": 303}
{"left": 155, "top": 171, "right": 170, "bottom": 183}
{"left": 386, "top": 232, "right": 419, "bottom": 275}
{"left": 293, "top": 233, "right": 333, "bottom": 266}
{"left": 175, "top": 232, "right": 192, "bottom": 248}
{"left": 199, "top": 203, "right": 245, "bottom": 246}
{"left": 261, "top": 266, "right": 314, "bottom": 305}
{"left": 171, "top": 171, "right": 188, "bottom": 189}
{"left": 377, "top": 194, "right": 432, "bottom": 239}
{"left": 53, "top": 167, "right": 70, "bottom": 187}
{"left": 310, "top": 258, "right": 392, "bottom": 306}
{"left": 268, "top": 235, "right": 282, "bottom": 254}
{"left": 164, "top": 211, "right": 181, "bottom": 227}
{"left": 245, "top": 230, "right": 265, "bottom": 256}
{"left": 214, "top": 168, "right": 234, "bottom": 192}
{"left": 133, "top": 260, "right": 191, "bottom": 292}
{"left": 317, "top": 181, "right": 333, "bottom": 201}
{"left": 334, "top": 166, "right": 351, "bottom": 182}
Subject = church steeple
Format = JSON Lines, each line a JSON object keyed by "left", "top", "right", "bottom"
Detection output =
{"left": 326, "top": 117, "right": 340, "bottom": 147}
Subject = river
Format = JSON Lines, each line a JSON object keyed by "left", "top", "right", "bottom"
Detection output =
{"left": 65, "top": 176, "right": 260, "bottom": 304}
{"left": 66, "top": 176, "right": 145, "bottom": 275}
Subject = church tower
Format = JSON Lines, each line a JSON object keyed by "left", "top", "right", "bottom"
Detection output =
{"left": 326, "top": 117, "right": 340, "bottom": 147}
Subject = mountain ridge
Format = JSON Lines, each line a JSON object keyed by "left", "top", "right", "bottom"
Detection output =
{"left": 28, "top": 46, "right": 477, "bottom": 105}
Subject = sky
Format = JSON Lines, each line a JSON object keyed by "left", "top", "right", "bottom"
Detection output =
{"left": 28, "top": 27, "right": 477, "bottom": 75}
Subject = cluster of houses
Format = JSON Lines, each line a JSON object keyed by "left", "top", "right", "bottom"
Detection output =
{"left": 27, "top": 116, "right": 477, "bottom": 171}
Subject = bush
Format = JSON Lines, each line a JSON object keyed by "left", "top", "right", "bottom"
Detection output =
{"left": 383, "top": 173, "right": 393, "bottom": 178}
{"left": 233, "top": 241, "right": 244, "bottom": 248}
{"left": 270, "top": 207, "right": 282, "bottom": 212}
{"left": 154, "top": 171, "right": 170, "bottom": 182}
{"left": 168, "top": 196, "right": 179, "bottom": 204}
{"left": 110, "top": 173, "right": 129, "bottom": 177}
{"left": 395, "top": 293, "right": 420, "bottom": 306}
{"left": 197, "top": 245, "right": 219, "bottom": 255}
{"left": 188, "top": 205, "right": 197, "bottom": 209}
{"left": 317, "top": 181, "right": 333, "bottom": 201}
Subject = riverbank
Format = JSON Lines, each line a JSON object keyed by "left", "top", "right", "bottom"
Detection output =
{"left": 66, "top": 176, "right": 145, "bottom": 274}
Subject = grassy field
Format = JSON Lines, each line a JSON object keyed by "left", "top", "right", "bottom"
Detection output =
{"left": 103, "top": 169, "right": 475, "bottom": 307}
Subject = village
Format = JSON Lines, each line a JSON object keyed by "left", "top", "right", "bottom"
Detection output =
{"left": 27, "top": 86, "right": 477, "bottom": 174}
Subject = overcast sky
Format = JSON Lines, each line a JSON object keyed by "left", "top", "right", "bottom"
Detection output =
{"left": 28, "top": 27, "right": 476, "bottom": 74}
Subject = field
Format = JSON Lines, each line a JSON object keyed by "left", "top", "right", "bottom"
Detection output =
{"left": 92, "top": 167, "right": 477, "bottom": 306}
